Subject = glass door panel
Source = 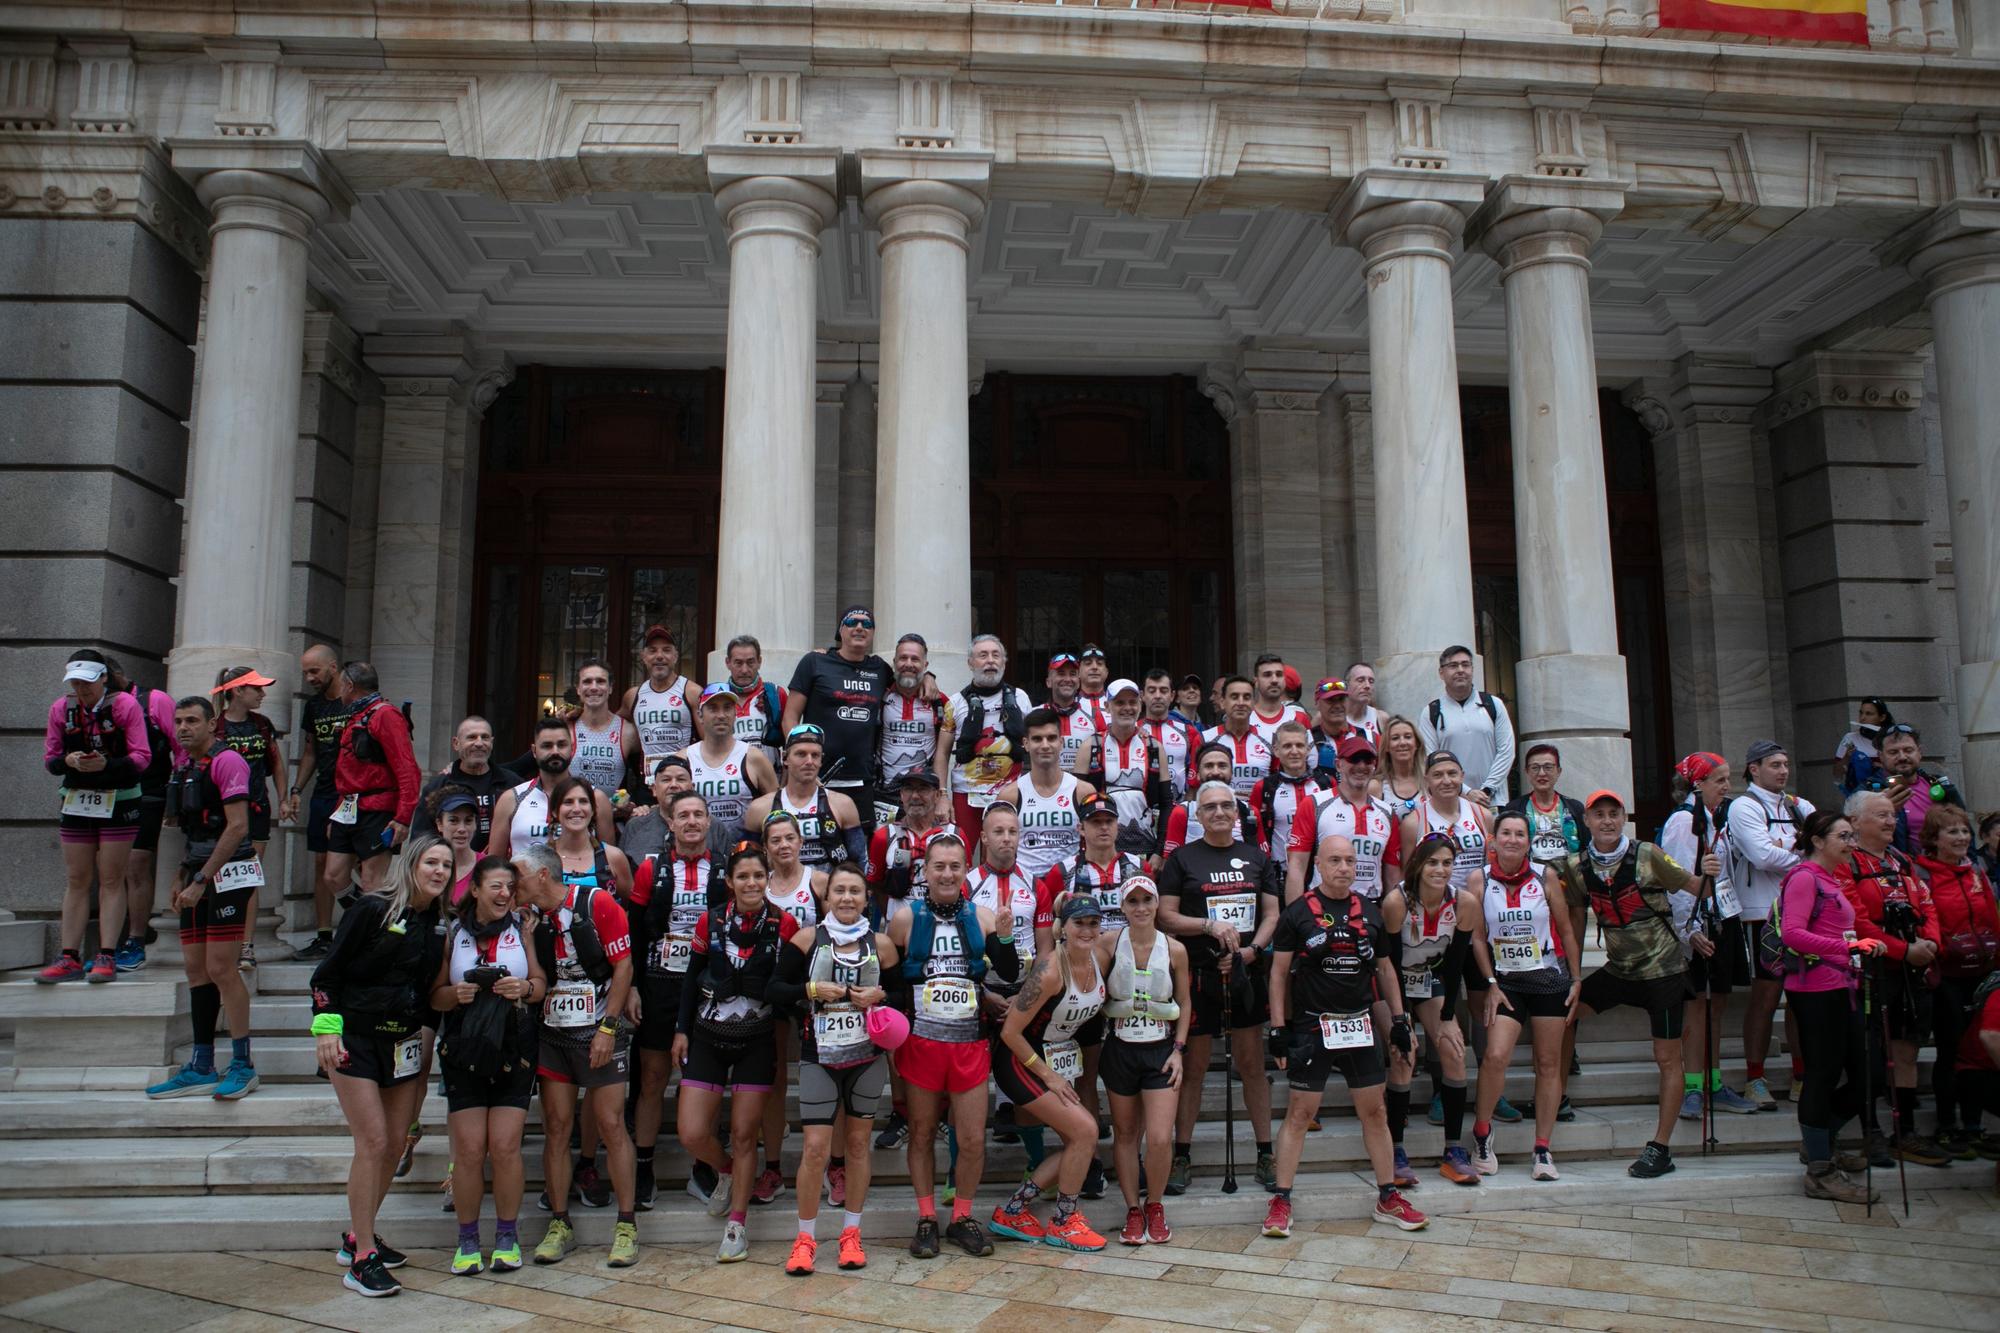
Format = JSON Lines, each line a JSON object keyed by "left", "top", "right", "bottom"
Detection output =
{"left": 537, "top": 564, "right": 611, "bottom": 716}
{"left": 1101, "top": 569, "right": 1170, "bottom": 682}
{"left": 1013, "top": 571, "right": 1083, "bottom": 685}
{"left": 627, "top": 566, "right": 702, "bottom": 684}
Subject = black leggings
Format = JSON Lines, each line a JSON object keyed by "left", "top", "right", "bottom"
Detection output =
{"left": 1931, "top": 977, "right": 1983, "bottom": 1133}
{"left": 1790, "top": 987, "right": 1868, "bottom": 1136}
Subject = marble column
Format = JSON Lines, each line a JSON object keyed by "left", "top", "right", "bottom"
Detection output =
{"left": 836, "top": 369, "right": 880, "bottom": 617}
{"left": 706, "top": 148, "right": 837, "bottom": 686}
{"left": 1471, "top": 178, "right": 1630, "bottom": 803}
{"left": 1900, "top": 200, "right": 2000, "bottom": 805}
{"left": 861, "top": 150, "right": 990, "bottom": 665}
{"left": 1330, "top": 169, "right": 1488, "bottom": 713}
{"left": 1338, "top": 386, "right": 1380, "bottom": 673}
{"left": 167, "top": 144, "right": 343, "bottom": 713}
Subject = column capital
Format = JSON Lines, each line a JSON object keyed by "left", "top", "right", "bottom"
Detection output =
{"left": 1885, "top": 197, "right": 2000, "bottom": 301}
{"left": 1329, "top": 168, "right": 1488, "bottom": 265}
{"left": 860, "top": 148, "right": 991, "bottom": 247}
{"left": 1467, "top": 175, "right": 1624, "bottom": 276}
{"left": 364, "top": 330, "right": 480, "bottom": 405}
{"left": 706, "top": 145, "right": 838, "bottom": 246}
{"left": 1764, "top": 350, "right": 1925, "bottom": 430}
{"left": 1234, "top": 347, "right": 1340, "bottom": 413}
{"left": 0, "top": 131, "right": 207, "bottom": 267}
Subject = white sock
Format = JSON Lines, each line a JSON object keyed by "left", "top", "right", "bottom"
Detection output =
{"left": 797, "top": 1217, "right": 815, "bottom": 1238}
{"left": 843, "top": 1210, "right": 863, "bottom": 1231}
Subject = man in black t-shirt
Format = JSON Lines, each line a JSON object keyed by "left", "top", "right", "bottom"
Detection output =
{"left": 410, "top": 715, "right": 522, "bottom": 849}
{"left": 288, "top": 644, "right": 354, "bottom": 961}
{"left": 1264, "top": 834, "right": 1425, "bottom": 1236}
{"left": 1156, "top": 779, "right": 1281, "bottom": 1192}
{"left": 784, "top": 606, "right": 893, "bottom": 817}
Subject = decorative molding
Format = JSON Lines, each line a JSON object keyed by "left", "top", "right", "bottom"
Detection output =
{"left": 743, "top": 66, "right": 803, "bottom": 145}
{"left": 897, "top": 70, "right": 954, "bottom": 149}
{"left": 1602, "top": 120, "right": 1758, "bottom": 240}
{"left": 309, "top": 76, "right": 480, "bottom": 158}
{"left": 0, "top": 132, "right": 208, "bottom": 267}
{"left": 470, "top": 361, "right": 517, "bottom": 414}
{"left": 67, "top": 40, "right": 135, "bottom": 134}
{"left": 0, "top": 41, "right": 57, "bottom": 132}
{"left": 1763, "top": 351, "right": 1924, "bottom": 430}
{"left": 1979, "top": 119, "right": 2000, "bottom": 199}
{"left": 1533, "top": 105, "right": 1589, "bottom": 180}
{"left": 982, "top": 91, "right": 1143, "bottom": 210}
{"left": 1623, "top": 392, "right": 1674, "bottom": 443}
{"left": 1808, "top": 132, "right": 1956, "bottom": 211}
{"left": 1198, "top": 362, "right": 1239, "bottom": 426}
{"left": 1390, "top": 97, "right": 1449, "bottom": 172}
{"left": 207, "top": 41, "right": 281, "bottom": 138}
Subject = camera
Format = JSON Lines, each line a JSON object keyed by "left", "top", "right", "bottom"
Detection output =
{"left": 1880, "top": 898, "right": 1919, "bottom": 943}
{"left": 465, "top": 964, "right": 507, "bottom": 990}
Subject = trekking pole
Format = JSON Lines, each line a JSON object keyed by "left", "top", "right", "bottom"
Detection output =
{"left": 1859, "top": 954, "right": 1875, "bottom": 1219}
{"left": 1879, "top": 961, "right": 1910, "bottom": 1217}
{"left": 1220, "top": 963, "right": 1238, "bottom": 1193}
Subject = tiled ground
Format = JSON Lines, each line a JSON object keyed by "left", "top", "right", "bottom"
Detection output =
{"left": 3, "top": 1185, "right": 1997, "bottom": 1332}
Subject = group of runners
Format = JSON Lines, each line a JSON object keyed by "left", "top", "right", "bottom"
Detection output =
{"left": 38, "top": 622, "right": 2000, "bottom": 1295}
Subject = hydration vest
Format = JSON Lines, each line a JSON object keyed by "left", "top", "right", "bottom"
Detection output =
{"left": 900, "top": 895, "right": 988, "bottom": 982}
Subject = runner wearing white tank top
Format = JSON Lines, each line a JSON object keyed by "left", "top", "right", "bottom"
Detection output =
{"left": 687, "top": 738, "right": 756, "bottom": 844}
{"left": 631, "top": 676, "right": 694, "bottom": 770}
{"left": 1412, "top": 795, "right": 1487, "bottom": 891}
{"left": 569, "top": 713, "right": 629, "bottom": 794}
{"left": 1015, "top": 771, "right": 1083, "bottom": 879}
{"left": 507, "top": 778, "right": 555, "bottom": 851}
{"left": 767, "top": 862, "right": 823, "bottom": 929}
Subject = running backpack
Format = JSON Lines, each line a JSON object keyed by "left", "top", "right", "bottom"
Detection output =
{"left": 1428, "top": 692, "right": 1499, "bottom": 738}
{"left": 1758, "top": 864, "right": 1835, "bottom": 975}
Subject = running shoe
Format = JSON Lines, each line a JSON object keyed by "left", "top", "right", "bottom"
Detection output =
{"left": 1531, "top": 1146, "right": 1559, "bottom": 1181}
{"left": 874, "top": 1112, "right": 910, "bottom": 1150}
{"left": 939, "top": 1182, "right": 956, "bottom": 1208}
{"left": 1261, "top": 1195, "right": 1293, "bottom": 1239}
{"left": 113, "top": 939, "right": 146, "bottom": 972}
{"left": 945, "top": 1217, "right": 994, "bottom": 1256}
{"left": 490, "top": 1236, "right": 523, "bottom": 1272}
{"left": 910, "top": 1216, "right": 940, "bottom": 1259}
{"left": 35, "top": 955, "right": 84, "bottom": 984}
{"left": 343, "top": 1253, "right": 400, "bottom": 1298}
{"left": 1081, "top": 1158, "right": 1106, "bottom": 1200}
{"left": 689, "top": 1160, "right": 719, "bottom": 1203}
{"left": 1372, "top": 1189, "right": 1428, "bottom": 1231}
{"left": 608, "top": 1220, "right": 640, "bottom": 1268}
{"left": 293, "top": 935, "right": 332, "bottom": 962}
{"left": 706, "top": 1171, "right": 732, "bottom": 1218}
{"left": 634, "top": 1171, "right": 656, "bottom": 1211}
{"left": 146, "top": 1062, "right": 219, "bottom": 1100}
{"left": 450, "top": 1240, "right": 483, "bottom": 1275}
{"left": 1307, "top": 1117, "right": 1322, "bottom": 1133}
{"left": 1471, "top": 1135, "right": 1499, "bottom": 1177}
{"left": 1677, "top": 1090, "right": 1703, "bottom": 1122}
{"left": 1145, "top": 1201, "right": 1171, "bottom": 1245}
{"left": 533, "top": 1218, "right": 575, "bottom": 1265}
{"left": 395, "top": 1125, "right": 423, "bottom": 1179}
{"left": 827, "top": 1164, "right": 846, "bottom": 1207}
{"left": 337, "top": 1233, "right": 404, "bottom": 1269}
{"left": 1493, "top": 1097, "right": 1524, "bottom": 1124}
{"left": 372, "top": 1236, "right": 407, "bottom": 1269}
{"left": 1166, "top": 1153, "right": 1191, "bottom": 1196}
{"left": 1712, "top": 1085, "right": 1759, "bottom": 1115}
{"left": 237, "top": 942, "right": 255, "bottom": 972}
{"left": 1119, "top": 1206, "right": 1147, "bottom": 1246}
{"left": 837, "top": 1225, "right": 867, "bottom": 1269}
{"left": 335, "top": 1233, "right": 354, "bottom": 1267}
{"left": 717, "top": 1220, "right": 748, "bottom": 1264}
{"left": 785, "top": 1233, "right": 816, "bottom": 1275}
{"left": 751, "top": 1167, "right": 783, "bottom": 1205}
{"left": 1556, "top": 1096, "right": 1576, "bottom": 1122}
{"left": 1894, "top": 1135, "right": 1953, "bottom": 1168}
{"left": 990, "top": 1203, "right": 1045, "bottom": 1242}
{"left": 1628, "top": 1142, "right": 1675, "bottom": 1178}
{"left": 1255, "top": 1150, "right": 1276, "bottom": 1191}
{"left": 1939, "top": 1128, "right": 1978, "bottom": 1161}
{"left": 1570, "top": 1051, "right": 1581, "bottom": 1076}
{"left": 212, "top": 1060, "right": 259, "bottom": 1100}
{"left": 87, "top": 951, "right": 117, "bottom": 983}
{"left": 1745, "top": 1076, "right": 1778, "bottom": 1110}
{"left": 1789, "top": 1076, "right": 1804, "bottom": 1103}
{"left": 1439, "top": 1146, "right": 1479, "bottom": 1187}
{"left": 1391, "top": 1145, "right": 1419, "bottom": 1188}
{"left": 576, "top": 1163, "right": 611, "bottom": 1208}
{"left": 1426, "top": 1093, "right": 1444, "bottom": 1126}
{"left": 1042, "top": 1210, "right": 1106, "bottom": 1252}
{"left": 1864, "top": 1134, "right": 1896, "bottom": 1169}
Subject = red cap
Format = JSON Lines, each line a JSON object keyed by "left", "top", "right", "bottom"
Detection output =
{"left": 1583, "top": 789, "right": 1626, "bottom": 810}
{"left": 1335, "top": 732, "right": 1378, "bottom": 761}
{"left": 1282, "top": 665, "right": 1301, "bottom": 693}
{"left": 640, "top": 624, "right": 676, "bottom": 646}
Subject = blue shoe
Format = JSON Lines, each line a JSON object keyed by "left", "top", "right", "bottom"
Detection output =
{"left": 1391, "top": 1146, "right": 1418, "bottom": 1188}
{"left": 213, "top": 1060, "right": 260, "bottom": 1101}
{"left": 1712, "top": 1085, "right": 1760, "bottom": 1116}
{"left": 1426, "top": 1094, "right": 1444, "bottom": 1126}
{"left": 146, "top": 1062, "right": 220, "bottom": 1100}
{"left": 1493, "top": 1097, "right": 1524, "bottom": 1125}
{"left": 113, "top": 939, "right": 147, "bottom": 972}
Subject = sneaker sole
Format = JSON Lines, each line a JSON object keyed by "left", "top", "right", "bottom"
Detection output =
{"left": 608, "top": 1252, "right": 639, "bottom": 1269}
{"left": 342, "top": 1275, "right": 400, "bottom": 1297}
{"left": 1440, "top": 1168, "right": 1479, "bottom": 1187}
{"left": 1532, "top": 1166, "right": 1559, "bottom": 1181}
{"left": 785, "top": 1263, "right": 813, "bottom": 1276}
{"left": 838, "top": 1255, "right": 867, "bottom": 1270}
{"left": 1261, "top": 1225, "right": 1292, "bottom": 1239}
{"left": 147, "top": 1083, "right": 220, "bottom": 1100}
{"left": 533, "top": 1246, "right": 574, "bottom": 1266}
{"left": 1120, "top": 1233, "right": 1148, "bottom": 1247}
{"left": 988, "top": 1220, "right": 1042, "bottom": 1243}
{"left": 212, "top": 1077, "right": 260, "bottom": 1101}
{"left": 491, "top": 1256, "right": 523, "bottom": 1272}
{"left": 1040, "top": 1234, "right": 1104, "bottom": 1253}
{"left": 450, "top": 1260, "right": 483, "bottom": 1276}
{"left": 1373, "top": 1210, "right": 1427, "bottom": 1231}
{"left": 718, "top": 1249, "right": 748, "bottom": 1264}
{"left": 1473, "top": 1160, "right": 1499, "bottom": 1177}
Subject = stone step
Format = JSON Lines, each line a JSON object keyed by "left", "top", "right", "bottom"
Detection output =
{"left": 0, "top": 1151, "right": 1975, "bottom": 1257}
{"left": 0, "top": 917, "right": 48, "bottom": 973}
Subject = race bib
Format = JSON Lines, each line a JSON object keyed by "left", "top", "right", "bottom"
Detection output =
{"left": 1113, "top": 1015, "right": 1169, "bottom": 1043}
{"left": 1712, "top": 878, "right": 1742, "bottom": 920}
{"left": 212, "top": 858, "right": 265, "bottom": 892}
{"left": 60, "top": 787, "right": 113, "bottom": 819}
{"left": 648, "top": 934, "right": 693, "bottom": 975}
{"left": 814, "top": 1006, "right": 868, "bottom": 1048}
{"left": 1318, "top": 1009, "right": 1373, "bottom": 1051}
{"left": 1045, "top": 1039, "right": 1083, "bottom": 1083}
{"left": 544, "top": 979, "right": 597, "bottom": 1029}
{"left": 1402, "top": 965, "right": 1436, "bottom": 1000}
{"left": 1494, "top": 934, "right": 1543, "bottom": 974}
{"left": 918, "top": 977, "right": 977, "bottom": 1021}
{"left": 1206, "top": 893, "right": 1257, "bottom": 934}
{"left": 331, "top": 793, "right": 359, "bottom": 826}
{"left": 391, "top": 1036, "right": 423, "bottom": 1080}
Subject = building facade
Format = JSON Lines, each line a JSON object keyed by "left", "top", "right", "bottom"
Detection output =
{"left": 4, "top": 1, "right": 1999, "bottom": 928}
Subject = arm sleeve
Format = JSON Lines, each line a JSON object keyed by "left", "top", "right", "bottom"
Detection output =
{"left": 1161, "top": 804, "right": 1189, "bottom": 855}
{"left": 107, "top": 693, "right": 149, "bottom": 784}
{"left": 768, "top": 942, "right": 810, "bottom": 1011}
{"left": 1441, "top": 927, "right": 1476, "bottom": 1017}
{"left": 44, "top": 699, "right": 66, "bottom": 776}
{"left": 866, "top": 828, "right": 889, "bottom": 887}
{"left": 984, "top": 931, "right": 1021, "bottom": 985}
{"left": 842, "top": 824, "right": 870, "bottom": 874}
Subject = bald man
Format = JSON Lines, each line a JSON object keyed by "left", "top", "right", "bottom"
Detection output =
{"left": 287, "top": 644, "right": 355, "bottom": 961}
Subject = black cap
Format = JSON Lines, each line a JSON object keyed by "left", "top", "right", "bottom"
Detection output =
{"left": 1078, "top": 791, "right": 1119, "bottom": 821}
{"left": 898, "top": 769, "right": 941, "bottom": 789}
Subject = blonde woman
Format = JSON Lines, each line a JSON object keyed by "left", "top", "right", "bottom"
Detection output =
{"left": 1096, "top": 874, "right": 1190, "bottom": 1245}
{"left": 1376, "top": 716, "right": 1425, "bottom": 821}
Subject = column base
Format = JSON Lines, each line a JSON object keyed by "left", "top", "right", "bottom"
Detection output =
{"left": 1956, "top": 658, "right": 2000, "bottom": 809}
{"left": 1516, "top": 652, "right": 1633, "bottom": 803}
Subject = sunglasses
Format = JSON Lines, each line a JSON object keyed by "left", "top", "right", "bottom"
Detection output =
{"left": 841, "top": 615, "right": 874, "bottom": 629}
{"left": 1048, "top": 654, "right": 1079, "bottom": 668}
{"left": 785, "top": 724, "right": 825, "bottom": 745}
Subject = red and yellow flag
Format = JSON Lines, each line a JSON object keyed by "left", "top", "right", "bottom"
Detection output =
{"left": 1659, "top": 0, "right": 1869, "bottom": 45}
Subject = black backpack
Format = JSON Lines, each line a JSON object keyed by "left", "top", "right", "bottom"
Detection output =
{"left": 953, "top": 689, "right": 1025, "bottom": 765}
{"left": 1428, "top": 693, "right": 1499, "bottom": 737}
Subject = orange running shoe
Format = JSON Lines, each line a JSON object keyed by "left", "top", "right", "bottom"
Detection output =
{"left": 785, "top": 1233, "right": 816, "bottom": 1276}
{"left": 990, "top": 1204, "right": 1044, "bottom": 1242}
{"left": 1040, "top": 1210, "right": 1106, "bottom": 1252}
{"left": 836, "top": 1225, "right": 867, "bottom": 1270}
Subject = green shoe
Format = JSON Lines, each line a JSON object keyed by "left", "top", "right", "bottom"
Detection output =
{"left": 533, "top": 1218, "right": 575, "bottom": 1265}
{"left": 1166, "top": 1153, "right": 1191, "bottom": 1196}
{"left": 490, "top": 1236, "right": 523, "bottom": 1272}
{"left": 1255, "top": 1150, "right": 1276, "bottom": 1190}
{"left": 608, "top": 1220, "right": 639, "bottom": 1268}
{"left": 450, "top": 1241, "right": 484, "bottom": 1275}
{"left": 939, "top": 1182, "right": 956, "bottom": 1208}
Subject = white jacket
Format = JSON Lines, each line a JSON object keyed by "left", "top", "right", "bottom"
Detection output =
{"left": 1417, "top": 691, "right": 1516, "bottom": 804}
{"left": 1723, "top": 785, "right": 1816, "bottom": 923}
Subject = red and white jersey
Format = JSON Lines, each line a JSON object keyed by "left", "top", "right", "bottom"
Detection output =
{"left": 876, "top": 690, "right": 940, "bottom": 787}
{"left": 1143, "top": 717, "right": 1199, "bottom": 799}
{"left": 1162, "top": 799, "right": 1251, "bottom": 858}
{"left": 1249, "top": 702, "right": 1312, "bottom": 748}
{"left": 1201, "top": 725, "right": 1272, "bottom": 798}
{"left": 630, "top": 851, "right": 718, "bottom": 975}
{"left": 731, "top": 681, "right": 787, "bottom": 764}
{"left": 1345, "top": 705, "right": 1383, "bottom": 752}
{"left": 1051, "top": 703, "right": 1099, "bottom": 772}
{"left": 1416, "top": 796, "right": 1487, "bottom": 891}
{"left": 1290, "top": 789, "right": 1400, "bottom": 899}
{"left": 967, "top": 862, "right": 1045, "bottom": 972}
{"left": 1251, "top": 769, "right": 1321, "bottom": 856}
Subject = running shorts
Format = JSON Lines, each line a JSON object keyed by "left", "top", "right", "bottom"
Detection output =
{"left": 898, "top": 1032, "right": 992, "bottom": 1095}
{"left": 1100, "top": 1035, "right": 1177, "bottom": 1097}
{"left": 537, "top": 1031, "right": 631, "bottom": 1089}
{"left": 798, "top": 1055, "right": 889, "bottom": 1125}
{"left": 1578, "top": 969, "right": 1689, "bottom": 1040}
{"left": 1285, "top": 1019, "right": 1386, "bottom": 1094}
{"left": 679, "top": 1028, "right": 776, "bottom": 1093}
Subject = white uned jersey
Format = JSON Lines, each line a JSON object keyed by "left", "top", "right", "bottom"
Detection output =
{"left": 633, "top": 677, "right": 694, "bottom": 767}
{"left": 1016, "top": 771, "right": 1082, "bottom": 879}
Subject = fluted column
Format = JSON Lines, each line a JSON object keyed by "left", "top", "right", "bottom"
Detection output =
{"left": 168, "top": 144, "right": 342, "bottom": 711}
{"left": 1899, "top": 200, "right": 2000, "bottom": 805}
{"left": 1330, "top": 169, "right": 1488, "bottom": 714}
{"left": 861, "top": 150, "right": 990, "bottom": 664}
{"left": 705, "top": 148, "right": 838, "bottom": 685}
{"left": 1470, "top": 177, "right": 1630, "bottom": 803}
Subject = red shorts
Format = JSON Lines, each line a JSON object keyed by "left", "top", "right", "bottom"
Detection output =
{"left": 951, "top": 795, "right": 988, "bottom": 848}
{"left": 897, "top": 1033, "right": 992, "bottom": 1096}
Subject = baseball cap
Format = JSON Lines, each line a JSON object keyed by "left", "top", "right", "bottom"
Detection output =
{"left": 1316, "top": 677, "right": 1349, "bottom": 700}
{"left": 640, "top": 623, "right": 676, "bottom": 646}
{"left": 1584, "top": 789, "right": 1626, "bottom": 810}
{"left": 1106, "top": 678, "right": 1140, "bottom": 699}
{"left": 698, "top": 681, "right": 740, "bottom": 706}
{"left": 437, "top": 791, "right": 478, "bottom": 813}
{"left": 1120, "top": 874, "right": 1160, "bottom": 902}
{"left": 1057, "top": 895, "right": 1104, "bottom": 923}
{"left": 1048, "top": 652, "right": 1079, "bottom": 670}
{"left": 1077, "top": 791, "right": 1119, "bottom": 821}
{"left": 212, "top": 668, "right": 277, "bottom": 693}
{"left": 1745, "top": 739, "right": 1786, "bottom": 766}
{"left": 1335, "top": 732, "right": 1378, "bottom": 761}
{"left": 1080, "top": 644, "right": 1107, "bottom": 661}
{"left": 651, "top": 754, "right": 692, "bottom": 779}
{"left": 1179, "top": 673, "right": 1203, "bottom": 689}
{"left": 62, "top": 659, "right": 108, "bottom": 683}
{"left": 898, "top": 768, "right": 941, "bottom": 789}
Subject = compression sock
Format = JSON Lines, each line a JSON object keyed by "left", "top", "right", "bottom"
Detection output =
{"left": 951, "top": 1196, "right": 973, "bottom": 1223}
{"left": 1385, "top": 1083, "right": 1412, "bottom": 1146}
{"left": 617, "top": 1210, "right": 634, "bottom": 1225}
{"left": 1442, "top": 1078, "right": 1468, "bottom": 1143}
{"left": 636, "top": 1146, "right": 655, "bottom": 1189}
{"left": 190, "top": 982, "right": 221, "bottom": 1050}
{"left": 916, "top": 1194, "right": 935, "bottom": 1220}
{"left": 458, "top": 1221, "right": 481, "bottom": 1248}
{"left": 1005, "top": 1179, "right": 1041, "bottom": 1213}
{"left": 729, "top": 1208, "right": 746, "bottom": 1224}
{"left": 1053, "top": 1193, "right": 1078, "bottom": 1221}
{"left": 1019, "top": 1125, "right": 1049, "bottom": 1170}
{"left": 1746, "top": 1060, "right": 1766, "bottom": 1081}
{"left": 496, "top": 1218, "right": 517, "bottom": 1246}
{"left": 1708, "top": 1068, "right": 1724, "bottom": 1093}
{"left": 1684, "top": 1072, "right": 1703, "bottom": 1095}
{"left": 230, "top": 1035, "right": 251, "bottom": 1065}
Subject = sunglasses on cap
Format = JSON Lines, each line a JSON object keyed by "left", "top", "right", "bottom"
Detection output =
{"left": 1881, "top": 723, "right": 1917, "bottom": 738}
{"left": 785, "top": 724, "right": 826, "bottom": 747}
{"left": 1048, "top": 653, "right": 1079, "bottom": 669}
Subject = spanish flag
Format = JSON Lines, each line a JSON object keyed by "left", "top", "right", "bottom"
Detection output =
{"left": 1659, "top": 0, "right": 1869, "bottom": 45}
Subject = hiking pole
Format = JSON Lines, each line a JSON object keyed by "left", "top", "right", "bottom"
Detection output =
{"left": 1879, "top": 961, "right": 1910, "bottom": 1217}
{"left": 1859, "top": 952, "right": 1875, "bottom": 1219}
{"left": 1220, "top": 958, "right": 1238, "bottom": 1194}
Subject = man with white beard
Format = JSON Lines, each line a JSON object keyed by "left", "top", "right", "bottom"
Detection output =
{"left": 933, "top": 635, "right": 1035, "bottom": 848}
